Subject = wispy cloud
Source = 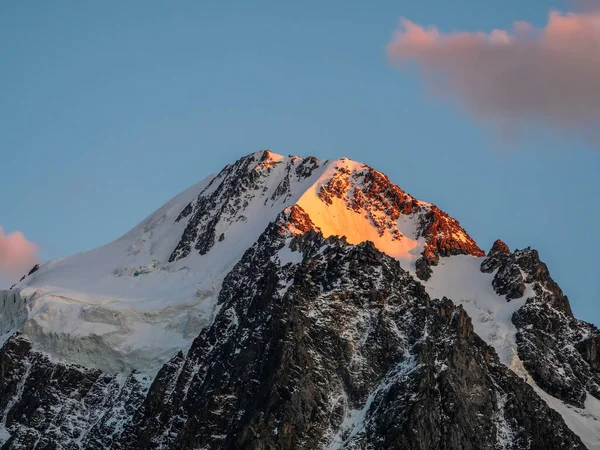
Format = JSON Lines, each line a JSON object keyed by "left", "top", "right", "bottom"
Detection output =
{"left": 387, "top": 10, "right": 600, "bottom": 144}
{"left": 0, "top": 226, "right": 39, "bottom": 286}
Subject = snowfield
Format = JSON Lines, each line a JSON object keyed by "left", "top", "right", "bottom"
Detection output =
{"left": 422, "top": 255, "right": 530, "bottom": 368}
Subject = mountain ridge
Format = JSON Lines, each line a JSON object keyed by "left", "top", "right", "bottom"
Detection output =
{"left": 0, "top": 150, "right": 598, "bottom": 449}
{"left": 9, "top": 150, "right": 483, "bottom": 374}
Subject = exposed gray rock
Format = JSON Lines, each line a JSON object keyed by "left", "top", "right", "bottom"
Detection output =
{"left": 116, "top": 210, "right": 585, "bottom": 449}
{"left": 481, "top": 244, "right": 600, "bottom": 408}
{"left": 0, "top": 335, "right": 150, "bottom": 449}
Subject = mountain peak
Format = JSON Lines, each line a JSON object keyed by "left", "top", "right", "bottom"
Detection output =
{"left": 3, "top": 150, "right": 600, "bottom": 448}
{"left": 169, "top": 151, "right": 483, "bottom": 272}
{"left": 488, "top": 239, "right": 511, "bottom": 256}
{"left": 12, "top": 150, "right": 483, "bottom": 373}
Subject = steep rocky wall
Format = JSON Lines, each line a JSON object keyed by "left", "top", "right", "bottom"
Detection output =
{"left": 119, "top": 211, "right": 585, "bottom": 450}
{"left": 0, "top": 291, "right": 27, "bottom": 340}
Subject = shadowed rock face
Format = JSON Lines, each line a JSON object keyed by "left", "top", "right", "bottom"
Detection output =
{"left": 169, "top": 151, "right": 323, "bottom": 262}
{"left": 0, "top": 335, "right": 149, "bottom": 449}
{"left": 0, "top": 208, "right": 585, "bottom": 449}
{"left": 481, "top": 244, "right": 600, "bottom": 409}
{"left": 114, "top": 210, "right": 582, "bottom": 449}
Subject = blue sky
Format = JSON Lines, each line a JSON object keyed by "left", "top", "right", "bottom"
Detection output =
{"left": 2, "top": 0, "right": 599, "bottom": 324}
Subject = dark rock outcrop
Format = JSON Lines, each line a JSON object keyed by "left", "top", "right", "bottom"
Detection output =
{"left": 169, "top": 151, "right": 321, "bottom": 262}
{"left": 481, "top": 244, "right": 600, "bottom": 408}
{"left": 0, "top": 334, "right": 149, "bottom": 449}
{"left": 17, "top": 264, "right": 40, "bottom": 283}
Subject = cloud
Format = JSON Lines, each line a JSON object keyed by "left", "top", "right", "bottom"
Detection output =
{"left": 571, "top": 0, "right": 600, "bottom": 13}
{"left": 0, "top": 226, "right": 39, "bottom": 286}
{"left": 387, "top": 10, "right": 600, "bottom": 144}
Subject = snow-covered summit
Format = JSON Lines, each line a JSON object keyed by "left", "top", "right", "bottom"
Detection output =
{"left": 9, "top": 150, "right": 482, "bottom": 374}
{"left": 2, "top": 150, "right": 599, "bottom": 449}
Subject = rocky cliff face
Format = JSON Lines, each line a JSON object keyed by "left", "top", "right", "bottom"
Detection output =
{"left": 482, "top": 240, "right": 600, "bottom": 409}
{"left": 0, "top": 334, "right": 149, "bottom": 449}
{"left": 116, "top": 209, "right": 584, "bottom": 450}
{"left": 1, "top": 151, "right": 598, "bottom": 449}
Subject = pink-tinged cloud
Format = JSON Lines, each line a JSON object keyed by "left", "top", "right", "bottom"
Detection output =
{"left": 387, "top": 11, "right": 600, "bottom": 143}
{"left": 0, "top": 226, "right": 39, "bottom": 286}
